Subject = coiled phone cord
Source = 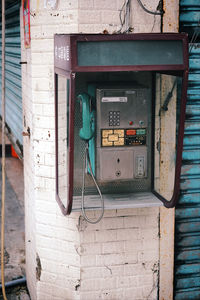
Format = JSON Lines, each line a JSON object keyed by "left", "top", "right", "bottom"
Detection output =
{"left": 81, "top": 142, "right": 104, "bottom": 224}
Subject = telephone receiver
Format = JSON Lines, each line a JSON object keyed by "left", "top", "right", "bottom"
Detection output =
{"left": 77, "top": 92, "right": 96, "bottom": 176}
{"left": 77, "top": 89, "right": 104, "bottom": 224}
{"left": 78, "top": 93, "right": 95, "bottom": 141}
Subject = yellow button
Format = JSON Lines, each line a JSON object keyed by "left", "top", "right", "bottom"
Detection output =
{"left": 102, "top": 138, "right": 113, "bottom": 146}
{"left": 114, "top": 138, "right": 124, "bottom": 146}
{"left": 114, "top": 129, "right": 124, "bottom": 137}
{"left": 108, "top": 134, "right": 118, "bottom": 142}
{"left": 102, "top": 130, "right": 113, "bottom": 138}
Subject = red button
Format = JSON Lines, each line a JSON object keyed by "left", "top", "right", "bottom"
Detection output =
{"left": 129, "top": 121, "right": 133, "bottom": 125}
{"left": 126, "top": 129, "right": 136, "bottom": 136}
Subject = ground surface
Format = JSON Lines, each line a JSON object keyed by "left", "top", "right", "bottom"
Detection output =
{"left": 0, "top": 157, "right": 30, "bottom": 299}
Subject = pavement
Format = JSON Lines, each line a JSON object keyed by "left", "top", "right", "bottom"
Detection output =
{"left": 0, "top": 156, "right": 30, "bottom": 300}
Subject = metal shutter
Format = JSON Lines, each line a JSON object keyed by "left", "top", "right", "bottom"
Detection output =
{"left": 174, "top": 43, "right": 200, "bottom": 299}
{"left": 174, "top": 2, "right": 200, "bottom": 297}
{"left": 0, "top": 0, "right": 22, "bottom": 155}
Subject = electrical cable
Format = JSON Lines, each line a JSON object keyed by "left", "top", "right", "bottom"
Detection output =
{"left": 81, "top": 142, "right": 104, "bottom": 224}
{"left": 1, "top": 153, "right": 7, "bottom": 300}
{"left": 125, "top": 0, "right": 131, "bottom": 32}
{"left": 119, "top": 0, "right": 127, "bottom": 30}
{"left": 117, "top": 0, "right": 132, "bottom": 33}
{"left": 136, "top": 0, "right": 164, "bottom": 16}
{"left": 1, "top": 0, "right": 8, "bottom": 298}
{"left": 0, "top": 277, "right": 26, "bottom": 290}
{"left": 160, "top": 79, "right": 177, "bottom": 113}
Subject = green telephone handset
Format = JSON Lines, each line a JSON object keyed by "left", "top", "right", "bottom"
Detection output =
{"left": 77, "top": 87, "right": 104, "bottom": 224}
{"left": 78, "top": 93, "right": 94, "bottom": 140}
{"left": 77, "top": 92, "right": 95, "bottom": 176}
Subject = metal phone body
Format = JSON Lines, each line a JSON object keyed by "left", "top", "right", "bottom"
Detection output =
{"left": 96, "top": 87, "right": 151, "bottom": 189}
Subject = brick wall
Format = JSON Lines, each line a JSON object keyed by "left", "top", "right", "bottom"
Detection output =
{"left": 78, "top": 0, "right": 161, "bottom": 33}
{"left": 20, "top": 6, "right": 37, "bottom": 298}
{"left": 79, "top": 208, "right": 159, "bottom": 299}
{"left": 22, "top": 1, "right": 80, "bottom": 299}
{"left": 21, "top": 1, "right": 177, "bottom": 299}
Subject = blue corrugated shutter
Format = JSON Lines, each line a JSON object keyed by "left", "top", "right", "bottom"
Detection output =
{"left": 174, "top": 3, "right": 200, "bottom": 299}
{"left": 179, "top": 0, "right": 200, "bottom": 40}
{"left": 0, "top": 1, "right": 22, "bottom": 154}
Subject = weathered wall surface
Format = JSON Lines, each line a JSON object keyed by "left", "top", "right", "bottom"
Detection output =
{"left": 20, "top": 6, "right": 37, "bottom": 298}
{"left": 21, "top": 1, "right": 178, "bottom": 299}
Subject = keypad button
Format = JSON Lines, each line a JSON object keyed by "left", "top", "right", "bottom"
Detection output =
{"left": 108, "top": 111, "right": 120, "bottom": 126}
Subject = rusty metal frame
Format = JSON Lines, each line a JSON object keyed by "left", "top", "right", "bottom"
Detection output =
{"left": 54, "top": 33, "right": 189, "bottom": 215}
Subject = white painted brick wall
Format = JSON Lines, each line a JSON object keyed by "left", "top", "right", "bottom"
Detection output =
{"left": 78, "top": 208, "right": 159, "bottom": 299}
{"left": 21, "top": 0, "right": 177, "bottom": 299}
{"left": 20, "top": 6, "right": 38, "bottom": 298}
{"left": 78, "top": 0, "right": 161, "bottom": 33}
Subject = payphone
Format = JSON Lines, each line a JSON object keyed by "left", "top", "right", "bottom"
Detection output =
{"left": 78, "top": 84, "right": 152, "bottom": 223}
{"left": 54, "top": 33, "right": 189, "bottom": 221}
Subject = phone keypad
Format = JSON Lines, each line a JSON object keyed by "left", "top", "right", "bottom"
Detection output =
{"left": 109, "top": 111, "right": 120, "bottom": 126}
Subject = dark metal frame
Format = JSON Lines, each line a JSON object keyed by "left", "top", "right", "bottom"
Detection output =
{"left": 54, "top": 33, "right": 189, "bottom": 215}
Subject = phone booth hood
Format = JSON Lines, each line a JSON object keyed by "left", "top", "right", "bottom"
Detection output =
{"left": 54, "top": 33, "right": 189, "bottom": 215}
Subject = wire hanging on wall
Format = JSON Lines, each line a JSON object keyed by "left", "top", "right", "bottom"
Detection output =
{"left": 117, "top": 0, "right": 132, "bottom": 33}
{"left": 137, "top": 0, "right": 164, "bottom": 16}
{"left": 117, "top": 0, "right": 164, "bottom": 33}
